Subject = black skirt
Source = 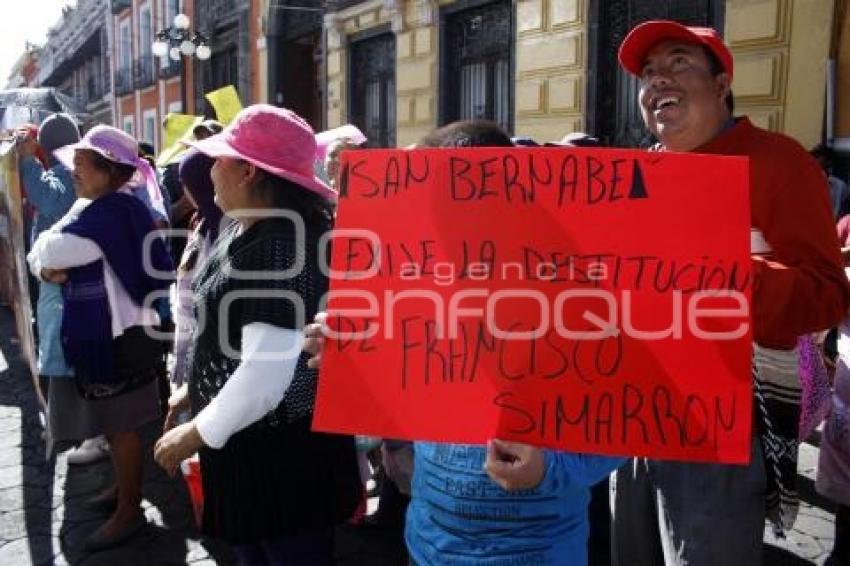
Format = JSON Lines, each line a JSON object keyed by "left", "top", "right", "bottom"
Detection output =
{"left": 198, "top": 414, "right": 362, "bottom": 544}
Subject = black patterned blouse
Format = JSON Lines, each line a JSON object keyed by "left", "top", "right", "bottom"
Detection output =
{"left": 188, "top": 215, "right": 361, "bottom": 543}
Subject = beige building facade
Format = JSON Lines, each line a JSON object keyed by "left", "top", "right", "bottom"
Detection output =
{"left": 726, "top": 0, "right": 837, "bottom": 149}
{"left": 314, "top": 0, "right": 846, "bottom": 151}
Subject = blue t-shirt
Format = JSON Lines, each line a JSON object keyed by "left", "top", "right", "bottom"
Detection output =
{"left": 406, "top": 442, "right": 624, "bottom": 565}
{"left": 19, "top": 158, "right": 77, "bottom": 245}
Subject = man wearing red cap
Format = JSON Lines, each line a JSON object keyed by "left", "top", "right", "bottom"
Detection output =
{"left": 610, "top": 20, "right": 850, "bottom": 565}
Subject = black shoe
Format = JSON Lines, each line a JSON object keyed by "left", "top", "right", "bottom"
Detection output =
{"left": 83, "top": 515, "right": 146, "bottom": 552}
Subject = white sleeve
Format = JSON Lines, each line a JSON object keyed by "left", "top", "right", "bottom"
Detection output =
{"left": 27, "top": 232, "right": 103, "bottom": 276}
{"left": 194, "top": 322, "right": 304, "bottom": 449}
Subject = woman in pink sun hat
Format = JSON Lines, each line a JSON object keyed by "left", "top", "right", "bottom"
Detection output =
{"left": 153, "top": 104, "right": 361, "bottom": 563}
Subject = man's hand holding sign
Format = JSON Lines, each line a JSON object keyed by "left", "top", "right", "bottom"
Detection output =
{"left": 311, "top": 146, "right": 752, "bottom": 465}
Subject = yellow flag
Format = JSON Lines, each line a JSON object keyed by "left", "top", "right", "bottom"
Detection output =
{"left": 157, "top": 113, "right": 203, "bottom": 167}
{"left": 205, "top": 85, "right": 242, "bottom": 126}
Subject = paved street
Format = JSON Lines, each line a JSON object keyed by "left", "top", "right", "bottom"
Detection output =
{"left": 0, "top": 304, "right": 841, "bottom": 565}
{"left": 0, "top": 307, "right": 234, "bottom": 565}
{"left": 0, "top": 306, "right": 406, "bottom": 566}
{"left": 763, "top": 438, "right": 839, "bottom": 565}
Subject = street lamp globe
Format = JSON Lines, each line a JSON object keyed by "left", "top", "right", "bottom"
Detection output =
{"left": 196, "top": 44, "right": 212, "bottom": 61}
{"left": 169, "top": 46, "right": 182, "bottom": 61}
{"left": 152, "top": 40, "right": 169, "bottom": 58}
{"left": 179, "top": 40, "right": 196, "bottom": 56}
{"left": 173, "top": 13, "right": 191, "bottom": 30}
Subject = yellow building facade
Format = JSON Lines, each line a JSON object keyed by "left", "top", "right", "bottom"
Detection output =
{"left": 318, "top": 0, "right": 843, "bottom": 150}
{"left": 726, "top": 0, "right": 836, "bottom": 149}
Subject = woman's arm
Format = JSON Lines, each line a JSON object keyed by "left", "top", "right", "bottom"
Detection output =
{"left": 194, "top": 322, "right": 304, "bottom": 449}
{"left": 154, "top": 319, "right": 306, "bottom": 475}
{"left": 28, "top": 231, "right": 102, "bottom": 274}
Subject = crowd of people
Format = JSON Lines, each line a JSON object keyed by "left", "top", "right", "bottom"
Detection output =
{"left": 3, "top": 18, "right": 850, "bottom": 566}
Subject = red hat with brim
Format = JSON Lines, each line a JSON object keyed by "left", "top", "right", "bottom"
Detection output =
{"left": 618, "top": 20, "right": 733, "bottom": 80}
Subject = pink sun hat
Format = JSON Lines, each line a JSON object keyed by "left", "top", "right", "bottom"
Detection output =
{"left": 55, "top": 124, "right": 144, "bottom": 170}
{"left": 54, "top": 124, "right": 166, "bottom": 217}
{"left": 314, "top": 124, "right": 367, "bottom": 163}
{"left": 185, "top": 104, "right": 336, "bottom": 202}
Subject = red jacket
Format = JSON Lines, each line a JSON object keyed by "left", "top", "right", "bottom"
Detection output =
{"left": 697, "top": 118, "right": 849, "bottom": 349}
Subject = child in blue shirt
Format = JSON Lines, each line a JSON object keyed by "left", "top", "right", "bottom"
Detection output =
{"left": 407, "top": 441, "right": 622, "bottom": 565}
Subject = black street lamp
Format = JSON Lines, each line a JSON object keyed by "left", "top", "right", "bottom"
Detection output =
{"left": 152, "top": 13, "right": 211, "bottom": 112}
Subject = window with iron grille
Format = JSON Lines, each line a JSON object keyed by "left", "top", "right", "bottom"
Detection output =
{"left": 140, "top": 4, "right": 153, "bottom": 59}
{"left": 211, "top": 46, "right": 238, "bottom": 91}
{"left": 159, "top": 0, "right": 180, "bottom": 71}
{"left": 116, "top": 20, "right": 134, "bottom": 96}
{"left": 143, "top": 109, "right": 157, "bottom": 149}
{"left": 119, "top": 19, "right": 131, "bottom": 71}
{"left": 100, "top": 28, "right": 111, "bottom": 94}
{"left": 193, "top": 3, "right": 252, "bottom": 115}
{"left": 159, "top": 59, "right": 181, "bottom": 79}
{"left": 87, "top": 76, "right": 101, "bottom": 101}
{"left": 137, "top": 5, "right": 156, "bottom": 89}
{"left": 349, "top": 31, "right": 396, "bottom": 148}
{"left": 587, "top": 0, "right": 724, "bottom": 148}
{"left": 115, "top": 67, "right": 133, "bottom": 96}
{"left": 135, "top": 56, "right": 157, "bottom": 89}
{"left": 440, "top": 0, "right": 513, "bottom": 134}
{"left": 111, "top": 0, "right": 131, "bottom": 14}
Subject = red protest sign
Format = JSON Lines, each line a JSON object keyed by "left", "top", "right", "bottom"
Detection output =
{"left": 312, "top": 147, "right": 753, "bottom": 464}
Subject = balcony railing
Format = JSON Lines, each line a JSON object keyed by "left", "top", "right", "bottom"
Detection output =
{"left": 111, "top": 0, "right": 131, "bottom": 14}
{"left": 86, "top": 77, "right": 107, "bottom": 101}
{"left": 134, "top": 56, "right": 156, "bottom": 89}
{"left": 159, "top": 58, "right": 181, "bottom": 80}
{"left": 115, "top": 66, "right": 133, "bottom": 96}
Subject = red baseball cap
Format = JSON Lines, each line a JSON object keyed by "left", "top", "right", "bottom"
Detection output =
{"left": 618, "top": 20, "right": 733, "bottom": 80}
